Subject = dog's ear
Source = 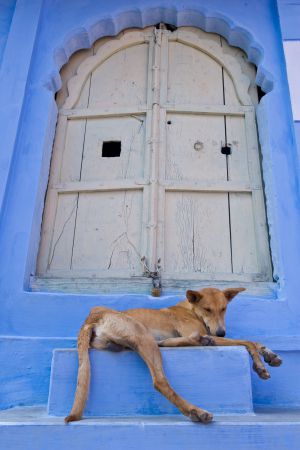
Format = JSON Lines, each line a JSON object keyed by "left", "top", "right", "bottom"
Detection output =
{"left": 186, "top": 290, "right": 203, "bottom": 304}
{"left": 223, "top": 287, "right": 246, "bottom": 301}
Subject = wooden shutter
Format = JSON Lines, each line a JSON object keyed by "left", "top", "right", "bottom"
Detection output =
{"left": 35, "top": 27, "right": 272, "bottom": 292}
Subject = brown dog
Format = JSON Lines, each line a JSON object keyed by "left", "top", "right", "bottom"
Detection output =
{"left": 65, "top": 287, "right": 282, "bottom": 424}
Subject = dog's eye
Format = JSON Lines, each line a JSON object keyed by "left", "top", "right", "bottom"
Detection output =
{"left": 221, "top": 308, "right": 226, "bottom": 313}
{"left": 204, "top": 308, "right": 212, "bottom": 313}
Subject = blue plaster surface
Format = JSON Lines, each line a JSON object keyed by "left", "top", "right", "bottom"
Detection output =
{"left": 294, "top": 122, "right": 300, "bottom": 155}
{"left": 278, "top": 0, "right": 300, "bottom": 40}
{"left": 251, "top": 350, "right": 300, "bottom": 408}
{"left": 1, "top": 407, "right": 300, "bottom": 450}
{"left": 0, "top": 337, "right": 75, "bottom": 410}
{"left": 0, "top": 0, "right": 299, "bottom": 336}
{"left": 0, "top": 0, "right": 300, "bottom": 413}
{"left": 1, "top": 336, "right": 299, "bottom": 412}
{"left": 0, "top": 0, "right": 15, "bottom": 66}
{"left": 48, "top": 347, "right": 253, "bottom": 416}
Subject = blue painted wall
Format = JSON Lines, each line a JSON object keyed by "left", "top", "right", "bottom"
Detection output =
{"left": 278, "top": 0, "right": 300, "bottom": 40}
{"left": 1, "top": 0, "right": 299, "bottom": 336}
{"left": 295, "top": 122, "right": 300, "bottom": 156}
{"left": 0, "top": 0, "right": 300, "bottom": 411}
{"left": 277, "top": 0, "right": 300, "bottom": 183}
{"left": 0, "top": 0, "right": 15, "bottom": 66}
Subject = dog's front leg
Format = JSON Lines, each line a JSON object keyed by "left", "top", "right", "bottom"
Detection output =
{"left": 158, "top": 333, "right": 215, "bottom": 347}
{"left": 207, "top": 337, "right": 282, "bottom": 379}
{"left": 254, "top": 342, "right": 282, "bottom": 367}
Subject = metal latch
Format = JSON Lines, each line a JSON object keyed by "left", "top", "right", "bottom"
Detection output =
{"left": 141, "top": 257, "right": 162, "bottom": 297}
{"left": 221, "top": 144, "right": 232, "bottom": 155}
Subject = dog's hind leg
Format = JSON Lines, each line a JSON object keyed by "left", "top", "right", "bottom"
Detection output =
{"left": 89, "top": 311, "right": 213, "bottom": 424}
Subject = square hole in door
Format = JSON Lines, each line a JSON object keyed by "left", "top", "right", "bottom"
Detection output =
{"left": 102, "top": 141, "right": 121, "bottom": 157}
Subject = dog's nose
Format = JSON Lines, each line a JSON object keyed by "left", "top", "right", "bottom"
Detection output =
{"left": 216, "top": 329, "right": 226, "bottom": 337}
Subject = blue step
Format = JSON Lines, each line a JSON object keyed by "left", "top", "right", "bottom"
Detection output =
{"left": 1, "top": 407, "right": 300, "bottom": 450}
{"left": 48, "top": 347, "right": 253, "bottom": 416}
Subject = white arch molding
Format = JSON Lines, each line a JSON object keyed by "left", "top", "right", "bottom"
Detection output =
{"left": 46, "top": 7, "right": 273, "bottom": 96}
{"left": 63, "top": 29, "right": 252, "bottom": 109}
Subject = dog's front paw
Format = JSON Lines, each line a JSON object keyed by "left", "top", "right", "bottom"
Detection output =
{"left": 253, "top": 363, "right": 270, "bottom": 380}
{"left": 261, "top": 347, "right": 282, "bottom": 367}
{"left": 199, "top": 335, "right": 216, "bottom": 346}
{"left": 189, "top": 408, "right": 213, "bottom": 424}
{"left": 190, "top": 332, "right": 215, "bottom": 346}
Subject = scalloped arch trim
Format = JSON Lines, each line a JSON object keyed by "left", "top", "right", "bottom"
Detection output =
{"left": 48, "top": 6, "right": 273, "bottom": 95}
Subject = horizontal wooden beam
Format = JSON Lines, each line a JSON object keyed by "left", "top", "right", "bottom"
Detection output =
{"left": 53, "top": 179, "right": 146, "bottom": 193}
{"left": 59, "top": 104, "right": 252, "bottom": 120}
{"left": 165, "top": 104, "right": 253, "bottom": 116}
{"left": 60, "top": 107, "right": 147, "bottom": 120}
{"left": 30, "top": 276, "right": 276, "bottom": 296}
{"left": 163, "top": 181, "right": 261, "bottom": 193}
{"left": 161, "top": 272, "right": 268, "bottom": 282}
{"left": 52, "top": 180, "right": 261, "bottom": 194}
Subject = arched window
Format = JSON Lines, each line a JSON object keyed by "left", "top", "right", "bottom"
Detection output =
{"left": 35, "top": 27, "right": 272, "bottom": 293}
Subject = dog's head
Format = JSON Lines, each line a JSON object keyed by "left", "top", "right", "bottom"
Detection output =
{"left": 186, "top": 287, "right": 245, "bottom": 337}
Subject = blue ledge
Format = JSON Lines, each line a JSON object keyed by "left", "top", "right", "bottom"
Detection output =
{"left": 1, "top": 407, "right": 300, "bottom": 450}
{"left": 48, "top": 347, "right": 253, "bottom": 416}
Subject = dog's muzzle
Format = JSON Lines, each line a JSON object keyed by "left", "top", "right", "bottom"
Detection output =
{"left": 216, "top": 328, "right": 226, "bottom": 337}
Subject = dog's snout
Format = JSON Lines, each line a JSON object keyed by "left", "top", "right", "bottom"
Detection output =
{"left": 216, "top": 328, "right": 226, "bottom": 337}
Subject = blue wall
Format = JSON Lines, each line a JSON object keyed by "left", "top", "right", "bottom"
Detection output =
{"left": 0, "top": 0, "right": 15, "bottom": 66}
{"left": 295, "top": 123, "right": 300, "bottom": 157}
{"left": 278, "top": 0, "right": 300, "bottom": 166}
{"left": 0, "top": 0, "right": 300, "bottom": 410}
{"left": 278, "top": 0, "right": 300, "bottom": 40}
{"left": 1, "top": 0, "right": 300, "bottom": 336}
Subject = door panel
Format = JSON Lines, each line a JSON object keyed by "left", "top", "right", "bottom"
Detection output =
{"left": 225, "top": 116, "right": 250, "bottom": 182}
{"left": 88, "top": 43, "right": 149, "bottom": 109}
{"left": 60, "top": 120, "right": 87, "bottom": 182}
{"left": 167, "top": 41, "right": 223, "bottom": 105}
{"left": 222, "top": 70, "right": 241, "bottom": 106}
{"left": 164, "top": 192, "right": 232, "bottom": 274}
{"left": 47, "top": 193, "right": 78, "bottom": 271}
{"left": 229, "top": 192, "right": 258, "bottom": 275}
{"left": 80, "top": 116, "right": 146, "bottom": 182}
{"left": 165, "top": 114, "right": 227, "bottom": 182}
{"left": 71, "top": 190, "right": 143, "bottom": 274}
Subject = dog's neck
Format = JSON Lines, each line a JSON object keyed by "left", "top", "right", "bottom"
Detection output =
{"left": 173, "top": 300, "right": 209, "bottom": 333}
{"left": 174, "top": 299, "right": 193, "bottom": 311}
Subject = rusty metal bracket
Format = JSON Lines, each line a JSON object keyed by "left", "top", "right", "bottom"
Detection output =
{"left": 141, "top": 257, "right": 162, "bottom": 296}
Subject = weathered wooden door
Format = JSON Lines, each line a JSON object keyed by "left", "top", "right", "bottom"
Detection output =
{"left": 36, "top": 27, "right": 272, "bottom": 291}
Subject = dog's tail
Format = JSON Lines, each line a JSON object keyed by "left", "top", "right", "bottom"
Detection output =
{"left": 65, "top": 322, "right": 93, "bottom": 423}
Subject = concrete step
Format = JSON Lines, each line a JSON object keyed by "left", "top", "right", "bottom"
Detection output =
{"left": 48, "top": 347, "right": 253, "bottom": 416}
{"left": 0, "top": 406, "right": 300, "bottom": 450}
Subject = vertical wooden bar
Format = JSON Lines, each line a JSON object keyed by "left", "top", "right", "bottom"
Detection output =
{"left": 244, "top": 110, "right": 272, "bottom": 279}
{"left": 147, "top": 28, "right": 162, "bottom": 270}
{"left": 140, "top": 34, "right": 154, "bottom": 266}
{"left": 157, "top": 30, "right": 169, "bottom": 272}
